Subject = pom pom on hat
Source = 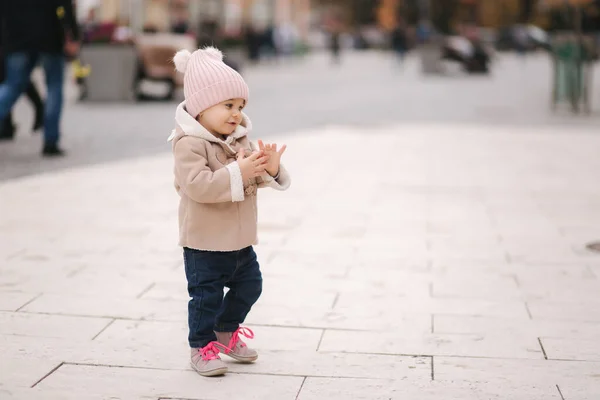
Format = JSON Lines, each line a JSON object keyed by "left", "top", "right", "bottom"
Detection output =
{"left": 173, "top": 49, "right": 191, "bottom": 73}
{"left": 200, "top": 46, "right": 223, "bottom": 62}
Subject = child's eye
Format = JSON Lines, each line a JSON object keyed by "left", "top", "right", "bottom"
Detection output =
{"left": 225, "top": 104, "right": 233, "bottom": 109}
{"left": 238, "top": 106, "right": 244, "bottom": 111}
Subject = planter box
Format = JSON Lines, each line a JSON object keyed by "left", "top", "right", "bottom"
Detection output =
{"left": 80, "top": 44, "right": 137, "bottom": 102}
{"left": 420, "top": 42, "right": 444, "bottom": 75}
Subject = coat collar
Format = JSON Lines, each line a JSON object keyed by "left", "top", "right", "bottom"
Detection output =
{"left": 168, "top": 101, "right": 252, "bottom": 150}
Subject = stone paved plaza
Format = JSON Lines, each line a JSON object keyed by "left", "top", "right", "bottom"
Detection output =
{"left": 1, "top": 52, "right": 600, "bottom": 399}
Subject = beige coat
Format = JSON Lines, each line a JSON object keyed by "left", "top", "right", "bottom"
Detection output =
{"left": 168, "top": 102, "right": 290, "bottom": 251}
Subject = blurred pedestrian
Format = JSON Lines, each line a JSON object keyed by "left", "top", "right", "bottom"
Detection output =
{"left": 261, "top": 24, "right": 277, "bottom": 61}
{"left": 168, "top": 46, "right": 291, "bottom": 377}
{"left": 0, "top": 0, "right": 80, "bottom": 156}
{"left": 0, "top": 45, "right": 44, "bottom": 141}
{"left": 324, "top": 11, "right": 343, "bottom": 64}
{"left": 244, "top": 24, "right": 262, "bottom": 63}
{"left": 513, "top": 24, "right": 529, "bottom": 59}
{"left": 328, "top": 31, "right": 341, "bottom": 64}
{"left": 274, "top": 22, "right": 297, "bottom": 59}
{"left": 391, "top": 21, "right": 408, "bottom": 67}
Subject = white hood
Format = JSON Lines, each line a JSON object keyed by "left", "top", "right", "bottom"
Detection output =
{"left": 168, "top": 101, "right": 253, "bottom": 152}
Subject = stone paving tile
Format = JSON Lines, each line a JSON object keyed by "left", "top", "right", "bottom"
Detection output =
{"left": 342, "top": 269, "right": 430, "bottom": 294}
{"left": 540, "top": 337, "right": 600, "bottom": 362}
{"left": 19, "top": 293, "right": 186, "bottom": 321}
{"left": 297, "top": 378, "right": 398, "bottom": 400}
{"left": 0, "top": 388, "right": 67, "bottom": 400}
{"left": 560, "top": 226, "right": 600, "bottom": 245}
{"left": 506, "top": 246, "right": 600, "bottom": 265}
{"left": 429, "top": 258, "right": 509, "bottom": 270}
{"left": 0, "top": 290, "right": 38, "bottom": 311}
{"left": 32, "top": 364, "right": 303, "bottom": 400}
{"left": 428, "top": 261, "right": 600, "bottom": 303}
{"left": 0, "top": 354, "right": 62, "bottom": 391}
{"left": 1, "top": 263, "right": 160, "bottom": 297}
{"left": 516, "top": 277, "right": 600, "bottom": 303}
{"left": 527, "top": 300, "right": 600, "bottom": 323}
{"left": 558, "top": 385, "right": 600, "bottom": 400}
{"left": 0, "top": 311, "right": 111, "bottom": 340}
{"left": 511, "top": 263, "right": 596, "bottom": 280}
{"left": 434, "top": 356, "right": 600, "bottom": 395}
{"left": 365, "top": 221, "right": 429, "bottom": 238}
{"left": 334, "top": 295, "right": 530, "bottom": 319}
{"left": 431, "top": 274, "right": 521, "bottom": 300}
{"left": 427, "top": 242, "right": 507, "bottom": 261}
{"left": 297, "top": 378, "right": 561, "bottom": 400}
{"left": 351, "top": 237, "right": 430, "bottom": 255}
{"left": 0, "top": 258, "right": 90, "bottom": 293}
{"left": 319, "top": 330, "right": 543, "bottom": 360}
{"left": 429, "top": 253, "right": 510, "bottom": 266}
{"left": 430, "top": 262, "right": 598, "bottom": 291}
{"left": 354, "top": 254, "right": 431, "bottom": 274}
{"left": 260, "top": 274, "right": 424, "bottom": 297}
{"left": 434, "top": 314, "right": 600, "bottom": 341}
{"left": 247, "top": 303, "right": 433, "bottom": 332}
{"left": 232, "top": 351, "right": 430, "bottom": 380}
{"left": 1, "top": 332, "right": 191, "bottom": 371}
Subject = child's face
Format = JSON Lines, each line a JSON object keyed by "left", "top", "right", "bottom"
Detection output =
{"left": 197, "top": 98, "right": 246, "bottom": 137}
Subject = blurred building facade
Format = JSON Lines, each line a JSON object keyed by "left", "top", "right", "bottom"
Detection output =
{"left": 78, "top": 0, "right": 597, "bottom": 44}
{"left": 313, "top": 0, "right": 551, "bottom": 31}
{"left": 86, "top": 0, "right": 311, "bottom": 38}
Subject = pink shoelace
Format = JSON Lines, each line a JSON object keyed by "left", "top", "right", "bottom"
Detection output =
{"left": 200, "top": 341, "right": 229, "bottom": 361}
{"left": 225, "top": 327, "right": 254, "bottom": 353}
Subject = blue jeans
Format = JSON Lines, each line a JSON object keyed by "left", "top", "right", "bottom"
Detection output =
{"left": 183, "top": 246, "right": 263, "bottom": 348}
{"left": 0, "top": 52, "right": 64, "bottom": 146}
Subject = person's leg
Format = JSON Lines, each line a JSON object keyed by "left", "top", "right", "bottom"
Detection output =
{"left": 0, "top": 52, "right": 37, "bottom": 134}
{"left": 215, "top": 246, "right": 263, "bottom": 332}
{"left": 184, "top": 247, "right": 236, "bottom": 376}
{"left": 214, "top": 246, "right": 262, "bottom": 362}
{"left": 24, "top": 80, "right": 44, "bottom": 132}
{"left": 184, "top": 248, "right": 236, "bottom": 348}
{"left": 0, "top": 111, "right": 15, "bottom": 141}
{"left": 39, "top": 54, "right": 64, "bottom": 151}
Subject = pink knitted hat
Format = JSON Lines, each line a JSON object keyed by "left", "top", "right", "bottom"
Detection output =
{"left": 173, "top": 47, "right": 249, "bottom": 118}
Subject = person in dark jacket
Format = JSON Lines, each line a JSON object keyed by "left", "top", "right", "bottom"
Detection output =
{"left": 329, "top": 31, "right": 341, "bottom": 64}
{"left": 0, "top": 0, "right": 80, "bottom": 156}
{"left": 391, "top": 22, "right": 408, "bottom": 66}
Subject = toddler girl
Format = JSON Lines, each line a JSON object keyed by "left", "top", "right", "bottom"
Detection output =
{"left": 169, "top": 46, "right": 290, "bottom": 377}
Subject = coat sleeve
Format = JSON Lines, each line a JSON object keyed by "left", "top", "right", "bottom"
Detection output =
{"left": 257, "top": 165, "right": 291, "bottom": 191}
{"left": 174, "top": 138, "right": 245, "bottom": 203}
{"left": 58, "top": 0, "right": 81, "bottom": 41}
{"left": 249, "top": 141, "right": 291, "bottom": 191}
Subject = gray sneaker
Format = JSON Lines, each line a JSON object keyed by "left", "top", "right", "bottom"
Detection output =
{"left": 190, "top": 342, "right": 228, "bottom": 377}
{"left": 215, "top": 327, "right": 258, "bottom": 363}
